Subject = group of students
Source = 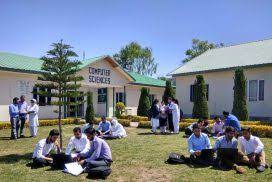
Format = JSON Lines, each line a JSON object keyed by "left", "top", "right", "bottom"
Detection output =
{"left": 185, "top": 111, "right": 241, "bottom": 137}
{"left": 181, "top": 111, "right": 269, "bottom": 174}
{"left": 150, "top": 97, "right": 181, "bottom": 134}
{"left": 32, "top": 116, "right": 127, "bottom": 170}
{"left": 9, "top": 96, "right": 39, "bottom": 139}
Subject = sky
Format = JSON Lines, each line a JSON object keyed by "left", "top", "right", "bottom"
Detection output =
{"left": 0, "top": 0, "right": 272, "bottom": 77}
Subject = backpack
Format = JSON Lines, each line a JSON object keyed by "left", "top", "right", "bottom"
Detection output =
{"left": 87, "top": 166, "right": 112, "bottom": 180}
{"left": 165, "top": 153, "right": 188, "bottom": 164}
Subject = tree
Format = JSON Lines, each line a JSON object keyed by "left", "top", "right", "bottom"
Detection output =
{"left": 192, "top": 75, "right": 209, "bottom": 118}
{"left": 35, "top": 40, "right": 84, "bottom": 149}
{"left": 113, "top": 42, "right": 158, "bottom": 76}
{"left": 162, "top": 80, "right": 175, "bottom": 103}
{"left": 115, "top": 102, "right": 126, "bottom": 118}
{"left": 232, "top": 68, "right": 249, "bottom": 120}
{"left": 85, "top": 91, "right": 95, "bottom": 123}
{"left": 137, "top": 87, "right": 151, "bottom": 116}
{"left": 183, "top": 39, "right": 224, "bottom": 63}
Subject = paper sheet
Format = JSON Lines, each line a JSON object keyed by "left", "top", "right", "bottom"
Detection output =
{"left": 64, "top": 162, "right": 85, "bottom": 176}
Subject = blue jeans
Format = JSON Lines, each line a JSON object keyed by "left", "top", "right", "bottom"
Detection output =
{"left": 19, "top": 113, "right": 27, "bottom": 136}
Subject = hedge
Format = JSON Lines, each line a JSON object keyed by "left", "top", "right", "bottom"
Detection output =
{"left": 118, "top": 115, "right": 149, "bottom": 122}
{"left": 180, "top": 119, "right": 272, "bottom": 126}
{"left": 93, "top": 117, "right": 131, "bottom": 127}
{"left": 0, "top": 118, "right": 84, "bottom": 130}
{"left": 137, "top": 121, "right": 272, "bottom": 138}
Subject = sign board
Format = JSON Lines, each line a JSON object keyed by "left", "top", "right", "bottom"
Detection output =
{"left": 89, "top": 67, "right": 111, "bottom": 84}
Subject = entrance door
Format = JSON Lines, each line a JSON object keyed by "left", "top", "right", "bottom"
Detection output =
{"left": 97, "top": 88, "right": 107, "bottom": 116}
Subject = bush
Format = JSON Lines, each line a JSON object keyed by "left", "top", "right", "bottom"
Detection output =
{"left": 115, "top": 102, "right": 126, "bottom": 118}
{"left": 137, "top": 87, "right": 151, "bottom": 116}
{"left": 85, "top": 92, "right": 95, "bottom": 123}
{"left": 0, "top": 118, "right": 84, "bottom": 130}
{"left": 118, "top": 119, "right": 131, "bottom": 127}
{"left": 138, "top": 121, "right": 151, "bottom": 128}
{"left": 192, "top": 75, "right": 209, "bottom": 118}
{"left": 232, "top": 68, "right": 249, "bottom": 120}
{"left": 162, "top": 80, "right": 175, "bottom": 103}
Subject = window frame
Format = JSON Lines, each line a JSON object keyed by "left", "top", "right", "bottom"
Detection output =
{"left": 247, "top": 80, "right": 264, "bottom": 102}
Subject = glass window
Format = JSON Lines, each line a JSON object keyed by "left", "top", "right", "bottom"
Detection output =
{"left": 259, "top": 80, "right": 264, "bottom": 101}
{"left": 98, "top": 88, "right": 107, "bottom": 103}
{"left": 249, "top": 80, "right": 258, "bottom": 101}
{"left": 116, "top": 92, "right": 124, "bottom": 103}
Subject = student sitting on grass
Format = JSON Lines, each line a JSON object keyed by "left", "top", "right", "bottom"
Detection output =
{"left": 32, "top": 129, "right": 61, "bottom": 167}
{"left": 222, "top": 111, "right": 241, "bottom": 132}
{"left": 97, "top": 116, "right": 111, "bottom": 136}
{"left": 187, "top": 123, "right": 212, "bottom": 165}
{"left": 77, "top": 128, "right": 113, "bottom": 169}
{"left": 214, "top": 126, "right": 248, "bottom": 174}
{"left": 212, "top": 116, "right": 224, "bottom": 136}
{"left": 81, "top": 119, "right": 94, "bottom": 133}
{"left": 65, "top": 127, "right": 90, "bottom": 158}
{"left": 239, "top": 126, "right": 267, "bottom": 172}
{"left": 201, "top": 117, "right": 211, "bottom": 135}
{"left": 184, "top": 119, "right": 203, "bottom": 137}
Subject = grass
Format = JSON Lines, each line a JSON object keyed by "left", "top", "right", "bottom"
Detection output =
{"left": 0, "top": 125, "right": 272, "bottom": 182}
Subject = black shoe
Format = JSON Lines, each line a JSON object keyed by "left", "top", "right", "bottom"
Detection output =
{"left": 20, "top": 135, "right": 26, "bottom": 138}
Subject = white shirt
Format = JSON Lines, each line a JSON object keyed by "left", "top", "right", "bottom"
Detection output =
{"left": 238, "top": 135, "right": 264, "bottom": 155}
{"left": 212, "top": 122, "right": 224, "bottom": 133}
{"left": 65, "top": 135, "right": 90, "bottom": 155}
{"left": 28, "top": 104, "right": 39, "bottom": 126}
{"left": 32, "top": 138, "right": 57, "bottom": 159}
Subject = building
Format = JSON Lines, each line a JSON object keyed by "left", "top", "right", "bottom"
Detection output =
{"left": 0, "top": 52, "right": 166, "bottom": 121}
{"left": 170, "top": 38, "right": 272, "bottom": 120}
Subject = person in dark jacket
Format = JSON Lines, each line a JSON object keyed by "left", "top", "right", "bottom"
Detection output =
{"left": 166, "top": 97, "right": 174, "bottom": 133}
{"left": 151, "top": 99, "right": 160, "bottom": 133}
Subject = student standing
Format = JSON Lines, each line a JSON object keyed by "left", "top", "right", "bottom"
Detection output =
{"left": 172, "top": 99, "right": 180, "bottom": 134}
{"left": 18, "top": 95, "right": 28, "bottom": 138}
{"left": 167, "top": 97, "right": 174, "bottom": 133}
{"left": 159, "top": 101, "right": 168, "bottom": 134}
{"left": 28, "top": 99, "right": 39, "bottom": 137}
{"left": 9, "top": 97, "right": 20, "bottom": 140}
{"left": 150, "top": 99, "right": 160, "bottom": 133}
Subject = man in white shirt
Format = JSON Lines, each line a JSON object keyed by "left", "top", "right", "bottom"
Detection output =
{"left": 239, "top": 126, "right": 266, "bottom": 172}
{"left": 32, "top": 129, "right": 61, "bottom": 167}
{"left": 212, "top": 116, "right": 224, "bottom": 136}
{"left": 65, "top": 127, "right": 90, "bottom": 158}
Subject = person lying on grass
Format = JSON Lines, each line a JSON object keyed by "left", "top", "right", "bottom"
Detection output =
{"left": 32, "top": 129, "right": 61, "bottom": 167}
{"left": 238, "top": 126, "right": 267, "bottom": 172}
{"left": 101, "top": 118, "right": 127, "bottom": 139}
{"left": 97, "top": 116, "right": 111, "bottom": 137}
{"left": 65, "top": 127, "right": 90, "bottom": 158}
{"left": 77, "top": 128, "right": 113, "bottom": 170}
{"left": 214, "top": 126, "right": 247, "bottom": 174}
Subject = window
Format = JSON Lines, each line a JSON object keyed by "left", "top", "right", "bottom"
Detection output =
{"left": 98, "top": 88, "right": 107, "bottom": 103}
{"left": 248, "top": 80, "right": 264, "bottom": 102}
{"left": 116, "top": 92, "right": 124, "bottom": 103}
{"left": 259, "top": 80, "right": 264, "bottom": 101}
{"left": 149, "top": 94, "right": 156, "bottom": 104}
{"left": 32, "top": 87, "right": 52, "bottom": 106}
{"left": 190, "top": 84, "right": 209, "bottom": 102}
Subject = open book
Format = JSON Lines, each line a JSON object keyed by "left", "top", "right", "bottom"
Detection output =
{"left": 63, "top": 162, "right": 85, "bottom": 176}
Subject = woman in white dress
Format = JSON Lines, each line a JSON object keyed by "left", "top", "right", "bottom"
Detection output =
{"left": 28, "top": 99, "right": 39, "bottom": 137}
{"left": 172, "top": 99, "right": 180, "bottom": 134}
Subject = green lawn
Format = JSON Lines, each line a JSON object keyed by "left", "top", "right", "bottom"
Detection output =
{"left": 0, "top": 125, "right": 272, "bottom": 182}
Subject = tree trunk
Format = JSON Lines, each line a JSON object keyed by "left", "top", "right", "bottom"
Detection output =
{"left": 58, "top": 96, "right": 63, "bottom": 149}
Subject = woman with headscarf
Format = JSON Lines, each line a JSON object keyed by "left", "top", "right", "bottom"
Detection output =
{"left": 172, "top": 99, "right": 180, "bottom": 134}
{"left": 27, "top": 99, "right": 39, "bottom": 137}
{"left": 110, "top": 118, "right": 127, "bottom": 138}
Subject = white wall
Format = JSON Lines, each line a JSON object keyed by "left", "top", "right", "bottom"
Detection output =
{"left": 175, "top": 66, "right": 272, "bottom": 119}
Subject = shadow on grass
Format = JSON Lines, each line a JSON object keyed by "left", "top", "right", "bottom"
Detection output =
{"left": 0, "top": 152, "right": 32, "bottom": 164}
{"left": 0, "top": 136, "right": 11, "bottom": 140}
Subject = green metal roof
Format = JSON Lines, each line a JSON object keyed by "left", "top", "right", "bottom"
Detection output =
{"left": 127, "top": 71, "right": 166, "bottom": 87}
{"left": 0, "top": 52, "right": 43, "bottom": 73}
{"left": 171, "top": 38, "right": 272, "bottom": 76}
{"left": 0, "top": 52, "right": 165, "bottom": 87}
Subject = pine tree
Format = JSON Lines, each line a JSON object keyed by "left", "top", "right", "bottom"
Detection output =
{"left": 85, "top": 92, "right": 95, "bottom": 123}
{"left": 35, "top": 40, "right": 84, "bottom": 149}
{"left": 192, "top": 75, "right": 209, "bottom": 118}
{"left": 232, "top": 68, "right": 249, "bottom": 120}
{"left": 162, "top": 80, "right": 175, "bottom": 103}
{"left": 137, "top": 87, "right": 151, "bottom": 116}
